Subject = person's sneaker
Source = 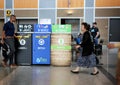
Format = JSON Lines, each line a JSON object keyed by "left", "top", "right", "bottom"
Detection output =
{"left": 10, "top": 64, "right": 18, "bottom": 68}
{"left": 1, "top": 61, "right": 7, "bottom": 67}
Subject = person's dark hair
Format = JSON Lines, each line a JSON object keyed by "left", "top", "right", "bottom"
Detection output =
{"left": 87, "top": 24, "right": 90, "bottom": 31}
{"left": 93, "top": 22, "right": 97, "bottom": 25}
{"left": 81, "top": 22, "right": 90, "bottom": 31}
{"left": 10, "top": 14, "right": 16, "bottom": 18}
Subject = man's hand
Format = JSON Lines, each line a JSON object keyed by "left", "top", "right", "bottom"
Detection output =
{"left": 1, "top": 40, "right": 4, "bottom": 44}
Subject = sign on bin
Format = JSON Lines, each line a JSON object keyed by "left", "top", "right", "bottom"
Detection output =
{"left": 34, "top": 24, "right": 51, "bottom": 33}
{"left": 18, "top": 24, "right": 33, "bottom": 32}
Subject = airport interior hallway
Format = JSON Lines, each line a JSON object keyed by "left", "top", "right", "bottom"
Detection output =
{"left": 0, "top": 46, "right": 117, "bottom": 85}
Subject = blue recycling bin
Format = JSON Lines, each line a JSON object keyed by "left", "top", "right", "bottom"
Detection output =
{"left": 32, "top": 24, "right": 51, "bottom": 64}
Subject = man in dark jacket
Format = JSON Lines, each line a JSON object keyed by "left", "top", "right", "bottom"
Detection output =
{"left": 90, "top": 22, "right": 100, "bottom": 46}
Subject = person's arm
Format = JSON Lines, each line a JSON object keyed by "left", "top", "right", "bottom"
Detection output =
{"left": 80, "top": 32, "right": 89, "bottom": 47}
{"left": 108, "top": 43, "right": 120, "bottom": 49}
{"left": 95, "top": 28, "right": 100, "bottom": 38}
{"left": 95, "top": 31, "right": 100, "bottom": 38}
{"left": 1, "top": 30, "right": 5, "bottom": 44}
{"left": 14, "top": 33, "right": 17, "bottom": 38}
{"left": 2, "top": 23, "right": 7, "bottom": 43}
{"left": 114, "top": 43, "right": 120, "bottom": 48}
{"left": 75, "top": 32, "right": 89, "bottom": 49}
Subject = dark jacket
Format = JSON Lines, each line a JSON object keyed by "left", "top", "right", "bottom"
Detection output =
{"left": 80, "top": 31, "right": 94, "bottom": 56}
{"left": 90, "top": 26, "right": 100, "bottom": 38}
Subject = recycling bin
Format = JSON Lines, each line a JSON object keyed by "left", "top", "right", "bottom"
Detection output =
{"left": 32, "top": 24, "right": 51, "bottom": 64}
{"left": 51, "top": 25, "right": 72, "bottom": 66}
{"left": 16, "top": 24, "right": 33, "bottom": 65}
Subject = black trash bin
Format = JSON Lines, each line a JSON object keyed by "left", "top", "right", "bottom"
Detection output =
{"left": 16, "top": 24, "right": 33, "bottom": 65}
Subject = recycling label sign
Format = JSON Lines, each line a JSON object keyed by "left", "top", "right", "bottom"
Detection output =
{"left": 51, "top": 24, "right": 71, "bottom": 50}
{"left": 18, "top": 24, "right": 34, "bottom": 32}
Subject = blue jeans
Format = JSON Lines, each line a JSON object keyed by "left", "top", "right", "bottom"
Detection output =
{"left": 94, "top": 38, "right": 98, "bottom": 45}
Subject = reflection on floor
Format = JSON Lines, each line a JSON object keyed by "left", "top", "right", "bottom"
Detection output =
{"left": 0, "top": 66, "right": 114, "bottom": 85}
{"left": 98, "top": 45, "right": 117, "bottom": 78}
{"left": 0, "top": 67, "right": 15, "bottom": 80}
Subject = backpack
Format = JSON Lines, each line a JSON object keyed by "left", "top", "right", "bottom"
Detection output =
{"left": 1, "top": 43, "right": 8, "bottom": 51}
{"left": 1, "top": 42, "right": 10, "bottom": 55}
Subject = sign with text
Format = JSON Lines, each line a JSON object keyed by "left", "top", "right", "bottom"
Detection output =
{"left": 40, "top": 19, "right": 51, "bottom": 24}
{"left": 34, "top": 24, "right": 51, "bottom": 33}
{"left": 51, "top": 25, "right": 71, "bottom": 50}
{"left": 18, "top": 24, "right": 34, "bottom": 32}
{"left": 52, "top": 25, "right": 71, "bottom": 33}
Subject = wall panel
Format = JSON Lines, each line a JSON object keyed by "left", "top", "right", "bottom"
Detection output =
{"left": 14, "top": 0, "right": 38, "bottom": 8}
{"left": 14, "top": 10, "right": 38, "bottom": 17}
{"left": 57, "top": 9, "right": 83, "bottom": 17}
{"left": 0, "top": 0, "right": 4, "bottom": 8}
{"left": 57, "top": 0, "right": 68, "bottom": 8}
{"left": 57, "top": 0, "right": 84, "bottom": 8}
{"left": 96, "top": 9, "right": 120, "bottom": 17}
{"left": 96, "top": 0, "right": 120, "bottom": 7}
{"left": 0, "top": 19, "right": 4, "bottom": 36}
{"left": 0, "top": 10, "right": 4, "bottom": 17}
{"left": 95, "top": 19, "right": 108, "bottom": 45}
{"left": 70, "top": 0, "right": 84, "bottom": 7}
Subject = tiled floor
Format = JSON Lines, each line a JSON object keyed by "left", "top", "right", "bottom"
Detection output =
{"left": 0, "top": 66, "right": 114, "bottom": 85}
{"left": 0, "top": 45, "right": 117, "bottom": 85}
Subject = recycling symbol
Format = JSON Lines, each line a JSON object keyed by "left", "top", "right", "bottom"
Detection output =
{"left": 38, "top": 39, "right": 45, "bottom": 45}
{"left": 58, "top": 38, "right": 64, "bottom": 45}
{"left": 19, "top": 39, "right": 26, "bottom": 45}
